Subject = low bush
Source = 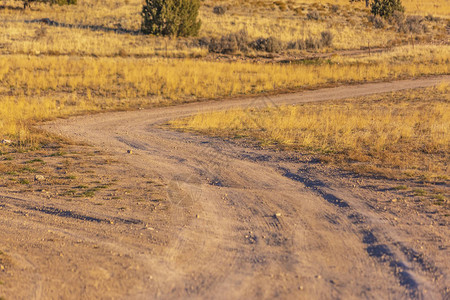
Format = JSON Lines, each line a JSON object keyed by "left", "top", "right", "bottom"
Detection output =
{"left": 305, "top": 37, "right": 322, "bottom": 49}
{"left": 287, "top": 31, "right": 333, "bottom": 50}
{"left": 369, "top": 15, "right": 387, "bottom": 29}
{"left": 389, "top": 10, "right": 405, "bottom": 25}
{"left": 250, "top": 37, "right": 283, "bottom": 53}
{"left": 208, "top": 30, "right": 249, "bottom": 54}
{"left": 213, "top": 6, "right": 226, "bottom": 15}
{"left": 330, "top": 5, "right": 339, "bottom": 13}
{"left": 306, "top": 10, "right": 320, "bottom": 20}
{"left": 425, "top": 14, "right": 440, "bottom": 22}
{"left": 321, "top": 31, "right": 333, "bottom": 47}
{"left": 397, "top": 16, "right": 428, "bottom": 34}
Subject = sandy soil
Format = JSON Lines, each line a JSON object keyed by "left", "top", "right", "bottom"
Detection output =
{"left": 0, "top": 76, "right": 449, "bottom": 299}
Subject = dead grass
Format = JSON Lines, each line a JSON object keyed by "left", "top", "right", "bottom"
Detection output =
{"left": 170, "top": 84, "right": 450, "bottom": 181}
{"left": 0, "top": 45, "right": 448, "bottom": 144}
{"left": 0, "top": 0, "right": 447, "bottom": 57}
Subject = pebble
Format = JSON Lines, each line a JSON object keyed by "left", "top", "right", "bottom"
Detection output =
{"left": 1, "top": 139, "right": 12, "bottom": 145}
{"left": 34, "top": 175, "right": 45, "bottom": 182}
{"left": 127, "top": 150, "right": 133, "bottom": 154}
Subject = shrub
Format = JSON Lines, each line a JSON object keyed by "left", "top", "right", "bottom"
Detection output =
{"left": 273, "top": 1, "right": 287, "bottom": 11}
{"left": 208, "top": 30, "right": 249, "bottom": 54}
{"left": 213, "top": 6, "right": 226, "bottom": 15}
{"left": 397, "top": 16, "right": 428, "bottom": 34}
{"left": 388, "top": 10, "right": 405, "bottom": 25}
{"left": 287, "top": 31, "right": 332, "bottom": 50}
{"left": 371, "top": 0, "right": 404, "bottom": 19}
{"left": 250, "top": 37, "right": 283, "bottom": 53}
{"left": 141, "top": 0, "right": 201, "bottom": 37}
{"left": 330, "top": 5, "right": 339, "bottom": 13}
{"left": 305, "top": 37, "right": 322, "bottom": 49}
{"left": 425, "top": 14, "right": 440, "bottom": 22}
{"left": 307, "top": 10, "right": 320, "bottom": 20}
{"left": 369, "top": 15, "right": 386, "bottom": 28}
{"left": 287, "top": 39, "right": 306, "bottom": 50}
{"left": 321, "top": 31, "right": 333, "bottom": 47}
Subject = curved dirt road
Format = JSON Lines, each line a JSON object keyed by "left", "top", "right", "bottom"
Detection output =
{"left": 1, "top": 76, "right": 449, "bottom": 299}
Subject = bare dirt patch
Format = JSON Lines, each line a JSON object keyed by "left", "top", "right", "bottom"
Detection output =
{"left": 0, "top": 77, "right": 449, "bottom": 299}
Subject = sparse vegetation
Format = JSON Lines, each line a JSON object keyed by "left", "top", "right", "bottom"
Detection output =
{"left": 1, "top": 45, "right": 448, "bottom": 145}
{"left": 22, "top": 0, "right": 77, "bottom": 9}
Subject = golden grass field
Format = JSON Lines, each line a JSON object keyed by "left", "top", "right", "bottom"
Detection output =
{"left": 0, "top": 0, "right": 449, "bottom": 145}
{"left": 170, "top": 84, "right": 450, "bottom": 181}
{"left": 0, "top": 0, "right": 448, "bottom": 57}
{"left": 0, "top": 45, "right": 448, "bottom": 144}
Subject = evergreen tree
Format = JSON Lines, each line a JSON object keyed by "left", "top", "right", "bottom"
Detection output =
{"left": 371, "top": 0, "right": 404, "bottom": 18}
{"left": 141, "top": 0, "right": 201, "bottom": 37}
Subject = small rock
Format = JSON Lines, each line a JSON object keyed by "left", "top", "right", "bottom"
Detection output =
{"left": 274, "top": 212, "right": 282, "bottom": 218}
{"left": 127, "top": 150, "right": 133, "bottom": 154}
{"left": 196, "top": 214, "right": 200, "bottom": 219}
{"left": 391, "top": 198, "right": 397, "bottom": 203}
{"left": 1, "top": 139, "right": 12, "bottom": 145}
{"left": 34, "top": 175, "right": 45, "bottom": 182}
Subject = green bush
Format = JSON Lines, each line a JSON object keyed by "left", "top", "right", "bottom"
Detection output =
{"left": 141, "top": 0, "right": 201, "bottom": 37}
{"left": 371, "top": 0, "right": 404, "bottom": 18}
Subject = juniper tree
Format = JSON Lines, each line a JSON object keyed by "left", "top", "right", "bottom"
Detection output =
{"left": 141, "top": 0, "right": 201, "bottom": 37}
{"left": 350, "top": 0, "right": 404, "bottom": 18}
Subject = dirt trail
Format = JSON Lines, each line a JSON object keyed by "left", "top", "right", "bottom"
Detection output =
{"left": 1, "top": 76, "right": 449, "bottom": 299}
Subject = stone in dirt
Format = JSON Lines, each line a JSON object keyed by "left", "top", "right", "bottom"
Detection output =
{"left": 1, "top": 139, "right": 12, "bottom": 145}
{"left": 34, "top": 175, "right": 45, "bottom": 182}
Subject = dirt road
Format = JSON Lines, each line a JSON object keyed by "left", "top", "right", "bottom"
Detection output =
{"left": 1, "top": 76, "right": 449, "bottom": 299}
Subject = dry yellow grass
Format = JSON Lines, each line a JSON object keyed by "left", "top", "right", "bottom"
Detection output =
{"left": 170, "top": 84, "right": 450, "bottom": 180}
{"left": 0, "top": 45, "right": 448, "bottom": 143}
{"left": 0, "top": 0, "right": 448, "bottom": 57}
{"left": 1, "top": 45, "right": 447, "bottom": 98}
